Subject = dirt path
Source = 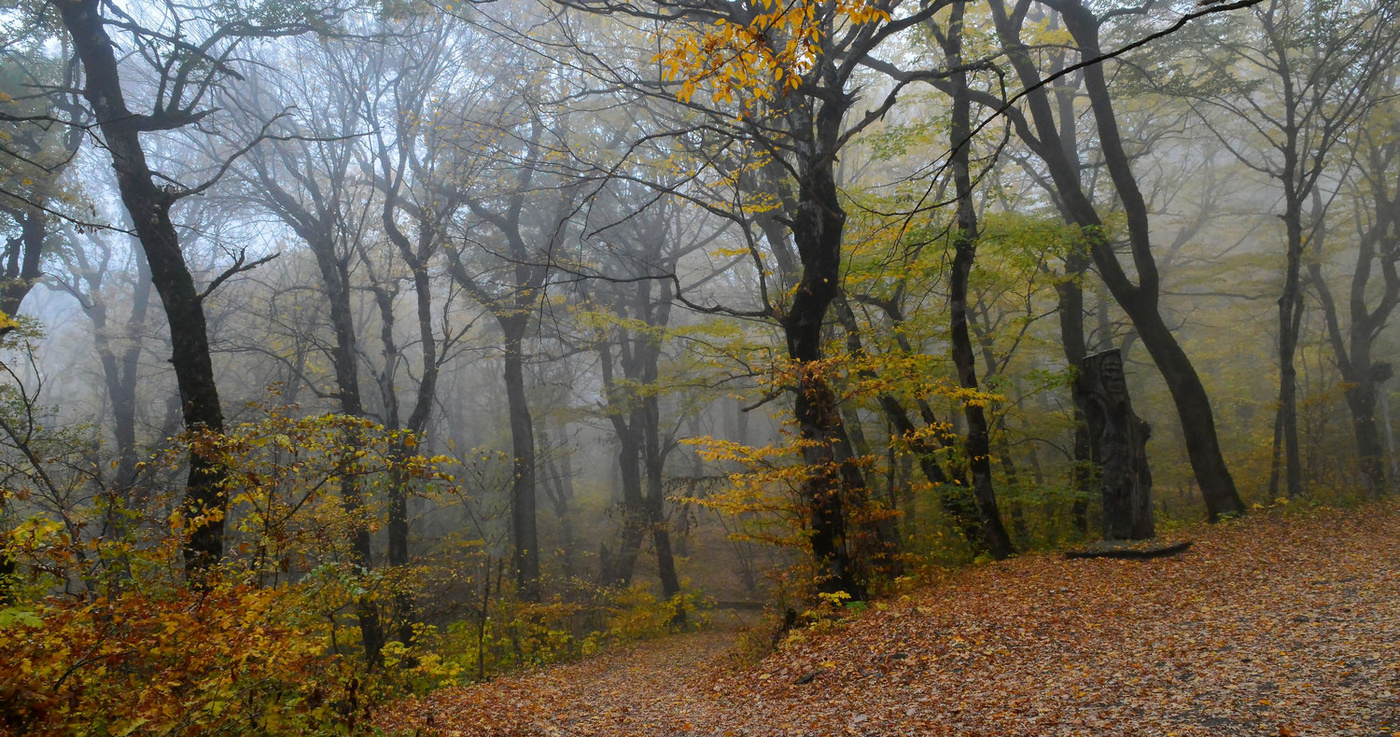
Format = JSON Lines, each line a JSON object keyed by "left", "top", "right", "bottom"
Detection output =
{"left": 380, "top": 503, "right": 1400, "bottom": 736}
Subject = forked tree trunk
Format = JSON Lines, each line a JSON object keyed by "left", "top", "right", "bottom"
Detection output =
{"left": 991, "top": 0, "right": 1245, "bottom": 521}
{"left": 0, "top": 209, "right": 46, "bottom": 317}
{"left": 60, "top": 0, "right": 229, "bottom": 576}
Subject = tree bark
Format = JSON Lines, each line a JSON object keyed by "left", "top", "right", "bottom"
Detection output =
{"left": 944, "top": 0, "right": 1014, "bottom": 560}
{"left": 783, "top": 142, "right": 866, "bottom": 598}
{"left": 1080, "top": 350, "right": 1154, "bottom": 539}
{"left": 992, "top": 0, "right": 1246, "bottom": 520}
{"left": 1054, "top": 254, "right": 1094, "bottom": 535}
{"left": 0, "top": 208, "right": 46, "bottom": 317}
{"left": 1309, "top": 218, "right": 1398, "bottom": 498}
{"left": 249, "top": 134, "right": 385, "bottom": 663}
{"left": 502, "top": 323, "right": 541, "bottom": 601}
{"left": 598, "top": 343, "right": 648, "bottom": 589}
{"left": 541, "top": 432, "right": 577, "bottom": 580}
{"left": 1269, "top": 141, "right": 1307, "bottom": 499}
{"left": 59, "top": 0, "right": 229, "bottom": 575}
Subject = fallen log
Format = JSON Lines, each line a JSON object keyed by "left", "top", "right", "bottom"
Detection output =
{"left": 1064, "top": 539, "right": 1193, "bottom": 560}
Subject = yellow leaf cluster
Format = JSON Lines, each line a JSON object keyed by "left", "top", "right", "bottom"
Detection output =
{"left": 654, "top": 0, "right": 890, "bottom": 108}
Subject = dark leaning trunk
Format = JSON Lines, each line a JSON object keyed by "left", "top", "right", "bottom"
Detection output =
{"left": 1073, "top": 114, "right": 1244, "bottom": 522}
{"left": 881, "top": 392, "right": 984, "bottom": 549}
{"left": 59, "top": 0, "right": 228, "bottom": 576}
{"left": 948, "top": 234, "right": 1014, "bottom": 560}
{"left": 502, "top": 324, "right": 540, "bottom": 602}
{"left": 1122, "top": 287, "right": 1243, "bottom": 520}
{"left": 1016, "top": 0, "right": 1246, "bottom": 522}
{"left": 836, "top": 296, "right": 984, "bottom": 551}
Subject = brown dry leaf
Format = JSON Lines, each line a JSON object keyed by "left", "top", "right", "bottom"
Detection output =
{"left": 378, "top": 502, "right": 1400, "bottom": 736}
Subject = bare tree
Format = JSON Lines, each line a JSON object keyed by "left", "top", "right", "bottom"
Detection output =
{"left": 442, "top": 45, "right": 586, "bottom": 601}
{"left": 227, "top": 36, "right": 389, "bottom": 662}
{"left": 1309, "top": 73, "right": 1400, "bottom": 497}
{"left": 976, "top": 0, "right": 1250, "bottom": 520}
{"left": 56, "top": 0, "right": 349, "bottom": 575}
{"left": 1183, "top": 0, "right": 1400, "bottom": 498}
{"left": 0, "top": 22, "right": 84, "bottom": 317}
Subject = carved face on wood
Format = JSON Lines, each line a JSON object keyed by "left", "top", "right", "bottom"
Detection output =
{"left": 1101, "top": 351, "right": 1126, "bottom": 397}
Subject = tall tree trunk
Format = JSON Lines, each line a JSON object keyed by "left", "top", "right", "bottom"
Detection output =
{"left": 378, "top": 170, "right": 446, "bottom": 645}
{"left": 643, "top": 392, "right": 683, "bottom": 615}
{"left": 1345, "top": 374, "right": 1388, "bottom": 496}
{"left": 112, "top": 256, "right": 153, "bottom": 496}
{"left": 993, "top": 0, "right": 1246, "bottom": 520}
{"left": 1269, "top": 161, "right": 1307, "bottom": 499}
{"left": 783, "top": 154, "right": 869, "bottom": 598}
{"left": 1045, "top": 53, "right": 1093, "bottom": 533}
{"left": 1055, "top": 253, "right": 1094, "bottom": 535}
{"left": 542, "top": 431, "right": 577, "bottom": 580}
{"left": 256, "top": 134, "right": 387, "bottom": 664}
{"left": 316, "top": 239, "right": 384, "bottom": 667}
{"left": 1383, "top": 385, "right": 1398, "bottom": 493}
{"left": 502, "top": 323, "right": 540, "bottom": 601}
{"left": 73, "top": 241, "right": 152, "bottom": 500}
{"left": 597, "top": 332, "right": 646, "bottom": 588}
{"left": 1309, "top": 240, "right": 1398, "bottom": 499}
{"left": 604, "top": 423, "right": 647, "bottom": 587}
{"left": 944, "top": 0, "right": 1014, "bottom": 560}
{"left": 1062, "top": 2, "right": 1243, "bottom": 520}
{"left": 59, "top": 0, "right": 229, "bottom": 575}
{"left": 640, "top": 346, "right": 682, "bottom": 606}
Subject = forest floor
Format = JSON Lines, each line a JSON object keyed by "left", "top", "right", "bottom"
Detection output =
{"left": 379, "top": 502, "right": 1400, "bottom": 736}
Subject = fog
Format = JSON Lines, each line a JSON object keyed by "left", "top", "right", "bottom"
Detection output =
{"left": 0, "top": 0, "right": 1396, "bottom": 702}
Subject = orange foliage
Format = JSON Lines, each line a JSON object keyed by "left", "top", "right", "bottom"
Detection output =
{"left": 0, "top": 401, "right": 458, "bottom": 735}
{"left": 380, "top": 502, "right": 1400, "bottom": 736}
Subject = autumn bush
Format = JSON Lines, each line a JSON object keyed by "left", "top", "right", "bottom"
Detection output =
{"left": 1, "top": 567, "right": 352, "bottom": 735}
{"left": 433, "top": 582, "right": 707, "bottom": 681}
{"left": 0, "top": 403, "right": 459, "bottom": 735}
{"left": 0, "top": 396, "right": 726, "bottom": 735}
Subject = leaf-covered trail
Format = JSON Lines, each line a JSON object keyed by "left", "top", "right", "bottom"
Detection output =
{"left": 381, "top": 504, "right": 1400, "bottom": 736}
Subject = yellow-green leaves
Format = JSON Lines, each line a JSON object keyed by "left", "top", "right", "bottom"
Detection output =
{"left": 655, "top": 0, "right": 891, "bottom": 108}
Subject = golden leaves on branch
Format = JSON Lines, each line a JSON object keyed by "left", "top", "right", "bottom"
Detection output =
{"left": 654, "top": 0, "right": 891, "bottom": 108}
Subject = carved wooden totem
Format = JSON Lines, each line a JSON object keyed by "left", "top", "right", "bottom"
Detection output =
{"left": 1079, "top": 350, "right": 1154, "bottom": 540}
